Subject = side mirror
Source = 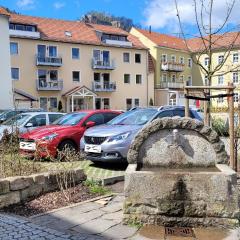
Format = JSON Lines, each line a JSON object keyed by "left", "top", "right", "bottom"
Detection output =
{"left": 25, "top": 122, "right": 33, "bottom": 128}
{"left": 85, "top": 121, "right": 95, "bottom": 128}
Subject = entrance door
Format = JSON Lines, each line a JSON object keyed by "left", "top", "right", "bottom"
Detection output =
{"left": 40, "top": 97, "right": 48, "bottom": 110}
{"left": 102, "top": 51, "right": 110, "bottom": 65}
{"left": 95, "top": 98, "right": 101, "bottom": 109}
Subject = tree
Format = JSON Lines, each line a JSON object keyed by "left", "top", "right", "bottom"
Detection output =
{"left": 174, "top": 0, "right": 240, "bottom": 125}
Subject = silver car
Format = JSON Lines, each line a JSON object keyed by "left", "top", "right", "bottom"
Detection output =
{"left": 80, "top": 106, "right": 202, "bottom": 163}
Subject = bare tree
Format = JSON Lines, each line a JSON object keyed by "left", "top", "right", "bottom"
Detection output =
{"left": 174, "top": 0, "right": 240, "bottom": 125}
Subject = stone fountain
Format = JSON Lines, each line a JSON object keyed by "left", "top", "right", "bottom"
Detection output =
{"left": 124, "top": 117, "right": 240, "bottom": 227}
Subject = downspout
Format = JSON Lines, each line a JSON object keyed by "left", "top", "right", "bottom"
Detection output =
{"left": 146, "top": 49, "right": 149, "bottom": 107}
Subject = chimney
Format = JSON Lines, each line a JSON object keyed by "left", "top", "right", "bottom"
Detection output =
{"left": 149, "top": 25, "right": 152, "bottom": 34}
{"left": 111, "top": 21, "right": 121, "bottom": 28}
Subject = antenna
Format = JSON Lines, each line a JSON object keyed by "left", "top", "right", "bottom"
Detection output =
{"left": 149, "top": 25, "right": 152, "bottom": 34}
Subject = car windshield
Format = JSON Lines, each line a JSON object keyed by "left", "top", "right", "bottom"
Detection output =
{"left": 107, "top": 109, "right": 158, "bottom": 125}
{"left": 3, "top": 114, "right": 31, "bottom": 126}
{"left": 53, "top": 112, "right": 88, "bottom": 126}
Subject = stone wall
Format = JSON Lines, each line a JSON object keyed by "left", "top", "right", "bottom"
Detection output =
{"left": 0, "top": 168, "right": 86, "bottom": 208}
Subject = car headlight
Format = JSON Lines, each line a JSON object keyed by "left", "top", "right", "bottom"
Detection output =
{"left": 41, "top": 133, "right": 58, "bottom": 141}
{"left": 108, "top": 131, "right": 131, "bottom": 143}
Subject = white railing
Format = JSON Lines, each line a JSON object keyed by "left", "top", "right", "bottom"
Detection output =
{"left": 37, "top": 79, "right": 63, "bottom": 91}
{"left": 161, "top": 62, "right": 184, "bottom": 72}
{"left": 103, "top": 39, "right": 133, "bottom": 47}
{"left": 36, "top": 55, "right": 62, "bottom": 66}
{"left": 156, "top": 82, "right": 184, "bottom": 89}
{"left": 92, "top": 82, "right": 116, "bottom": 92}
{"left": 9, "top": 29, "right": 40, "bottom": 39}
{"left": 92, "top": 59, "right": 115, "bottom": 70}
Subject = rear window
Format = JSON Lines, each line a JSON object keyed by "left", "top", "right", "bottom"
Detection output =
{"left": 49, "top": 114, "right": 63, "bottom": 124}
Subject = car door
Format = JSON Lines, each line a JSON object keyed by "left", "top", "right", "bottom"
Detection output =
{"left": 23, "top": 114, "right": 47, "bottom": 132}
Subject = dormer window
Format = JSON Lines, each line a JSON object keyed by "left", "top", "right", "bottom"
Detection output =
{"left": 65, "top": 31, "right": 72, "bottom": 37}
{"left": 9, "top": 23, "right": 37, "bottom": 32}
{"left": 101, "top": 33, "right": 127, "bottom": 42}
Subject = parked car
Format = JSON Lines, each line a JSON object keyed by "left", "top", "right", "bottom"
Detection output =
{"left": 19, "top": 110, "right": 121, "bottom": 158}
{"left": 80, "top": 106, "right": 202, "bottom": 163}
{"left": 0, "top": 112, "right": 64, "bottom": 141}
{"left": 0, "top": 108, "right": 43, "bottom": 123}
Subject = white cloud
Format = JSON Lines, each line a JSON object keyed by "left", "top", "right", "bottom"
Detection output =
{"left": 53, "top": 1, "right": 65, "bottom": 9}
{"left": 16, "top": 0, "right": 36, "bottom": 10}
{"left": 144, "top": 0, "right": 240, "bottom": 33}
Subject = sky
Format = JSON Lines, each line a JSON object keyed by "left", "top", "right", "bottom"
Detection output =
{"left": 0, "top": 0, "right": 240, "bottom": 36}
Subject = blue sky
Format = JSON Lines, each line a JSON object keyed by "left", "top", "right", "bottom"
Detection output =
{"left": 0, "top": 0, "right": 239, "bottom": 36}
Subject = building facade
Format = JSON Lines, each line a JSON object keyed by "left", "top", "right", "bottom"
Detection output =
{"left": 6, "top": 10, "right": 154, "bottom": 112}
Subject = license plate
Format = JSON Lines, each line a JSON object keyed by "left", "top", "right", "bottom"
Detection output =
{"left": 84, "top": 144, "right": 101, "bottom": 153}
{"left": 19, "top": 142, "right": 36, "bottom": 151}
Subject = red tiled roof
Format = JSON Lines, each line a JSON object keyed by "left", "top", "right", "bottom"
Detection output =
{"left": 187, "top": 32, "right": 240, "bottom": 52}
{"left": 135, "top": 28, "right": 188, "bottom": 51}
{"left": 0, "top": 7, "right": 10, "bottom": 16}
{"left": 9, "top": 13, "right": 146, "bottom": 49}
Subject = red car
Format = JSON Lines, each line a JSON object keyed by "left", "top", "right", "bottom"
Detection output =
{"left": 19, "top": 110, "right": 121, "bottom": 158}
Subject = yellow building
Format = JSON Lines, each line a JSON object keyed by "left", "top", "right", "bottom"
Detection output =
{"left": 131, "top": 28, "right": 240, "bottom": 109}
{"left": 5, "top": 10, "right": 154, "bottom": 112}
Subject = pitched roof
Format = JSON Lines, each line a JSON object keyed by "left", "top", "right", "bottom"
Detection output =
{"left": 0, "top": 7, "right": 10, "bottom": 16}
{"left": 187, "top": 32, "right": 240, "bottom": 52}
{"left": 134, "top": 28, "right": 188, "bottom": 51}
{"left": 9, "top": 13, "right": 146, "bottom": 49}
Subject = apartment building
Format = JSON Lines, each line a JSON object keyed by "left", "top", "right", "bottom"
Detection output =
{"left": 131, "top": 28, "right": 240, "bottom": 109}
{"left": 131, "top": 28, "right": 201, "bottom": 107}
{"left": 3, "top": 8, "right": 154, "bottom": 112}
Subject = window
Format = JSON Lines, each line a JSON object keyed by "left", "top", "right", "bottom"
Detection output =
{"left": 233, "top": 72, "right": 239, "bottom": 84}
{"left": 94, "top": 73, "right": 101, "bottom": 82}
{"left": 10, "top": 42, "right": 18, "bottom": 55}
{"left": 124, "top": 74, "right": 130, "bottom": 84}
{"left": 187, "top": 76, "right": 192, "bottom": 86}
{"left": 135, "top": 53, "right": 141, "bottom": 63}
{"left": 85, "top": 113, "right": 104, "bottom": 126}
{"left": 161, "top": 54, "right": 167, "bottom": 62}
{"left": 162, "top": 74, "right": 167, "bottom": 82}
{"left": 126, "top": 98, "right": 132, "bottom": 110}
{"left": 11, "top": 68, "right": 19, "bottom": 80}
{"left": 204, "top": 57, "right": 209, "bottom": 66}
{"left": 49, "top": 70, "right": 58, "bottom": 81}
{"left": 204, "top": 75, "right": 209, "bottom": 85}
{"left": 27, "top": 114, "right": 46, "bottom": 127}
{"left": 123, "top": 52, "right": 130, "bottom": 63}
{"left": 48, "top": 46, "right": 57, "bottom": 57}
{"left": 234, "top": 93, "right": 239, "bottom": 103}
{"left": 179, "top": 75, "right": 184, "bottom": 82}
{"left": 179, "top": 57, "right": 184, "bottom": 64}
{"left": 72, "top": 71, "right": 80, "bottom": 82}
{"left": 72, "top": 48, "right": 80, "bottom": 59}
{"left": 188, "top": 58, "right": 192, "bottom": 67}
{"left": 217, "top": 97, "right": 224, "bottom": 103}
{"left": 49, "top": 97, "right": 57, "bottom": 109}
{"left": 49, "top": 114, "right": 63, "bottom": 124}
{"left": 40, "top": 97, "right": 47, "bottom": 110}
{"left": 134, "top": 99, "right": 140, "bottom": 107}
{"left": 136, "top": 74, "right": 142, "bottom": 84}
{"left": 218, "top": 75, "right": 224, "bottom": 85}
{"left": 218, "top": 55, "right": 224, "bottom": 64}
{"left": 173, "top": 109, "right": 185, "bottom": 117}
{"left": 15, "top": 24, "right": 25, "bottom": 31}
{"left": 171, "top": 74, "right": 176, "bottom": 82}
{"left": 233, "top": 53, "right": 239, "bottom": 63}
{"left": 171, "top": 55, "right": 176, "bottom": 63}
{"left": 103, "top": 98, "right": 110, "bottom": 109}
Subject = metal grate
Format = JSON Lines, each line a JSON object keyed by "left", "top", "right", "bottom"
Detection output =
{"left": 84, "top": 136, "right": 107, "bottom": 145}
{"left": 164, "top": 226, "right": 196, "bottom": 238}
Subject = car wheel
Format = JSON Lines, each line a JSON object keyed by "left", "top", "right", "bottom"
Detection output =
{"left": 58, "top": 140, "right": 77, "bottom": 160}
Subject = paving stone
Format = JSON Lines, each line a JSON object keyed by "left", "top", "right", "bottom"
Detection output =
{"left": 101, "top": 201, "right": 123, "bottom": 213}
{"left": 72, "top": 218, "right": 119, "bottom": 234}
{"left": 101, "top": 223, "right": 138, "bottom": 239}
{"left": 101, "top": 211, "right": 123, "bottom": 221}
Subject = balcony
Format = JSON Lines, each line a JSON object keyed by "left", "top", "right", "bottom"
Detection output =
{"left": 156, "top": 81, "right": 184, "bottom": 89}
{"left": 161, "top": 62, "right": 184, "bottom": 72}
{"left": 92, "top": 82, "right": 116, "bottom": 92}
{"left": 103, "top": 39, "right": 133, "bottom": 47}
{"left": 36, "top": 55, "right": 62, "bottom": 67}
{"left": 37, "top": 79, "right": 63, "bottom": 91}
{"left": 9, "top": 29, "right": 40, "bottom": 39}
{"left": 92, "top": 59, "right": 115, "bottom": 70}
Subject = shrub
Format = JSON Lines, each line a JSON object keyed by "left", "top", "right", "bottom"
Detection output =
{"left": 212, "top": 117, "right": 229, "bottom": 136}
{"left": 149, "top": 98, "right": 154, "bottom": 106}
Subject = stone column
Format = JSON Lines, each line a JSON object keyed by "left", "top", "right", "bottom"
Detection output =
{"left": 0, "top": 9, "right": 13, "bottom": 109}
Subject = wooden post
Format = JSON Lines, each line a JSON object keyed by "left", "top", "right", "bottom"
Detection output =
{"left": 203, "top": 90, "right": 209, "bottom": 126}
{"left": 228, "top": 83, "right": 235, "bottom": 170}
{"left": 184, "top": 87, "right": 189, "bottom": 117}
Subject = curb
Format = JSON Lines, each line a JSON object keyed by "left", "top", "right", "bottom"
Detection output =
{"left": 101, "top": 175, "right": 124, "bottom": 186}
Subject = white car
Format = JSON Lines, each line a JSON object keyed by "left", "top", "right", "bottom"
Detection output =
{"left": 0, "top": 112, "right": 64, "bottom": 141}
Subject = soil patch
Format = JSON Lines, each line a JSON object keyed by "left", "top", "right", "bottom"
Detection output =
{"left": 1, "top": 183, "right": 102, "bottom": 217}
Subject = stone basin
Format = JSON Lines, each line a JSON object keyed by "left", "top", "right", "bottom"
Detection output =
{"left": 124, "top": 117, "right": 240, "bottom": 228}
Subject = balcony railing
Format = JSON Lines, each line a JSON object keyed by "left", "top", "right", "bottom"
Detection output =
{"left": 36, "top": 55, "right": 62, "bottom": 67}
{"left": 92, "top": 82, "right": 116, "bottom": 92}
{"left": 37, "top": 79, "right": 63, "bottom": 91}
{"left": 161, "top": 62, "right": 184, "bottom": 72}
{"left": 92, "top": 59, "right": 115, "bottom": 70}
{"left": 156, "top": 81, "right": 184, "bottom": 89}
